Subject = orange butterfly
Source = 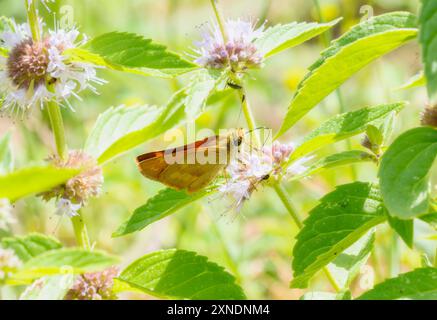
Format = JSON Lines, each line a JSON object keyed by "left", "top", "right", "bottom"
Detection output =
{"left": 136, "top": 129, "right": 245, "bottom": 193}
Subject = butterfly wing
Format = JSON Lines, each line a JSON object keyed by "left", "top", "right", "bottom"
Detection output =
{"left": 136, "top": 135, "right": 231, "bottom": 193}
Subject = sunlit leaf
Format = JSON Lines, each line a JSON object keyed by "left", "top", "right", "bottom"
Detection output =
{"left": 19, "top": 275, "right": 74, "bottom": 300}
{"left": 115, "top": 249, "right": 246, "bottom": 300}
{"left": 255, "top": 19, "right": 341, "bottom": 58}
{"left": 358, "top": 267, "right": 437, "bottom": 300}
{"left": 11, "top": 248, "right": 119, "bottom": 283}
{"left": 397, "top": 71, "right": 426, "bottom": 90}
{"left": 291, "top": 182, "right": 387, "bottom": 288}
{"left": 96, "top": 89, "right": 187, "bottom": 164}
{"left": 276, "top": 12, "right": 417, "bottom": 138}
{"left": 290, "top": 150, "right": 375, "bottom": 181}
{"left": 327, "top": 231, "right": 374, "bottom": 290}
{"left": 85, "top": 104, "right": 161, "bottom": 160}
{"left": 419, "top": 0, "right": 437, "bottom": 103}
{"left": 288, "top": 103, "right": 404, "bottom": 163}
{"left": 81, "top": 32, "right": 197, "bottom": 76}
{"left": 113, "top": 188, "right": 215, "bottom": 237}
{"left": 379, "top": 127, "right": 437, "bottom": 219}
{"left": 0, "top": 166, "right": 79, "bottom": 202}
{"left": 2, "top": 233, "right": 62, "bottom": 262}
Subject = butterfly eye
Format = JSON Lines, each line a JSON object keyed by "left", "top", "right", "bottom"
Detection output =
{"left": 233, "top": 136, "right": 243, "bottom": 146}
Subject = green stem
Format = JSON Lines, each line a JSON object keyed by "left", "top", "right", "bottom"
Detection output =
{"left": 25, "top": 0, "right": 41, "bottom": 42}
{"left": 236, "top": 79, "right": 341, "bottom": 291}
{"left": 210, "top": 0, "right": 228, "bottom": 43}
{"left": 46, "top": 100, "right": 67, "bottom": 160}
{"left": 71, "top": 211, "right": 91, "bottom": 250}
{"left": 272, "top": 183, "right": 303, "bottom": 229}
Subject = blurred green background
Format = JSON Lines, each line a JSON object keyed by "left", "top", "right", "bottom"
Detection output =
{"left": 0, "top": 0, "right": 434, "bottom": 299}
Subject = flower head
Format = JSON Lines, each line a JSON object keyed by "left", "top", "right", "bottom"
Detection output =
{"left": 194, "top": 19, "right": 264, "bottom": 72}
{"left": 219, "top": 141, "right": 310, "bottom": 212}
{"left": 421, "top": 105, "right": 437, "bottom": 128}
{"left": 0, "top": 248, "right": 21, "bottom": 280}
{"left": 0, "top": 198, "right": 15, "bottom": 230}
{"left": 40, "top": 150, "right": 103, "bottom": 217}
{"left": 65, "top": 267, "right": 119, "bottom": 300}
{"left": 0, "top": 20, "right": 104, "bottom": 113}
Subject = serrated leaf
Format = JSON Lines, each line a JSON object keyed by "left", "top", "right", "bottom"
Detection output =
{"left": 20, "top": 274, "right": 74, "bottom": 300}
{"left": 327, "top": 231, "right": 374, "bottom": 290}
{"left": 288, "top": 103, "right": 404, "bottom": 163}
{"left": 379, "top": 127, "right": 437, "bottom": 219}
{"left": 184, "top": 70, "right": 223, "bottom": 119}
{"left": 10, "top": 248, "right": 119, "bottom": 283}
{"left": 255, "top": 19, "right": 341, "bottom": 58}
{"left": 0, "top": 166, "right": 79, "bottom": 202}
{"left": 85, "top": 104, "right": 161, "bottom": 160}
{"left": 276, "top": 12, "right": 417, "bottom": 138}
{"left": 2, "top": 233, "right": 62, "bottom": 262}
{"left": 0, "top": 132, "right": 13, "bottom": 174}
{"left": 358, "top": 267, "right": 437, "bottom": 300}
{"left": 419, "top": 1, "right": 437, "bottom": 103}
{"left": 114, "top": 188, "right": 214, "bottom": 237}
{"left": 387, "top": 216, "right": 414, "bottom": 248}
{"left": 290, "top": 150, "right": 374, "bottom": 181}
{"left": 291, "top": 182, "right": 387, "bottom": 288}
{"left": 82, "top": 32, "right": 197, "bottom": 76}
{"left": 95, "top": 89, "right": 187, "bottom": 164}
{"left": 64, "top": 48, "right": 176, "bottom": 78}
{"left": 116, "top": 249, "right": 246, "bottom": 300}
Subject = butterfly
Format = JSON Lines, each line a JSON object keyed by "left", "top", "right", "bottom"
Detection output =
{"left": 136, "top": 129, "right": 245, "bottom": 193}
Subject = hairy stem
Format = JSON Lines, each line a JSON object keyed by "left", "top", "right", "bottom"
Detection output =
{"left": 46, "top": 100, "right": 67, "bottom": 160}
{"left": 71, "top": 211, "right": 91, "bottom": 250}
{"left": 25, "top": 0, "right": 41, "bottom": 42}
{"left": 236, "top": 80, "right": 341, "bottom": 291}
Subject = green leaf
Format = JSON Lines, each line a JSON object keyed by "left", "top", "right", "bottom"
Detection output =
{"left": 327, "top": 231, "right": 374, "bottom": 290}
{"left": 255, "top": 19, "right": 341, "bottom": 58}
{"left": 0, "top": 132, "right": 13, "bottom": 174}
{"left": 19, "top": 274, "right": 74, "bottom": 300}
{"left": 290, "top": 150, "right": 375, "bottom": 181}
{"left": 11, "top": 248, "right": 119, "bottom": 283}
{"left": 288, "top": 103, "right": 405, "bottom": 163}
{"left": 276, "top": 12, "right": 417, "bottom": 138}
{"left": 291, "top": 182, "right": 387, "bottom": 288}
{"left": 82, "top": 32, "right": 197, "bottom": 75}
{"left": 358, "top": 267, "right": 437, "bottom": 300}
{"left": 419, "top": 1, "right": 437, "bottom": 103}
{"left": 387, "top": 216, "right": 414, "bottom": 248}
{"left": 420, "top": 212, "right": 437, "bottom": 229}
{"left": 379, "top": 127, "right": 437, "bottom": 219}
{"left": 96, "top": 89, "right": 188, "bottom": 164}
{"left": 116, "top": 249, "right": 246, "bottom": 300}
{"left": 2, "top": 233, "right": 62, "bottom": 262}
{"left": 114, "top": 187, "right": 214, "bottom": 237}
{"left": 0, "top": 166, "right": 79, "bottom": 202}
{"left": 64, "top": 48, "right": 177, "bottom": 78}
{"left": 85, "top": 104, "right": 161, "bottom": 160}
{"left": 184, "top": 70, "right": 223, "bottom": 119}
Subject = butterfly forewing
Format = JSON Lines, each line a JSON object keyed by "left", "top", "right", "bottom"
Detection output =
{"left": 136, "top": 133, "right": 238, "bottom": 193}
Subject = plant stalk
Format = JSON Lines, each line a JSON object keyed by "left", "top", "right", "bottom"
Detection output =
{"left": 46, "top": 100, "right": 67, "bottom": 160}
{"left": 25, "top": 0, "right": 41, "bottom": 42}
{"left": 71, "top": 211, "right": 91, "bottom": 250}
{"left": 210, "top": 0, "right": 228, "bottom": 43}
